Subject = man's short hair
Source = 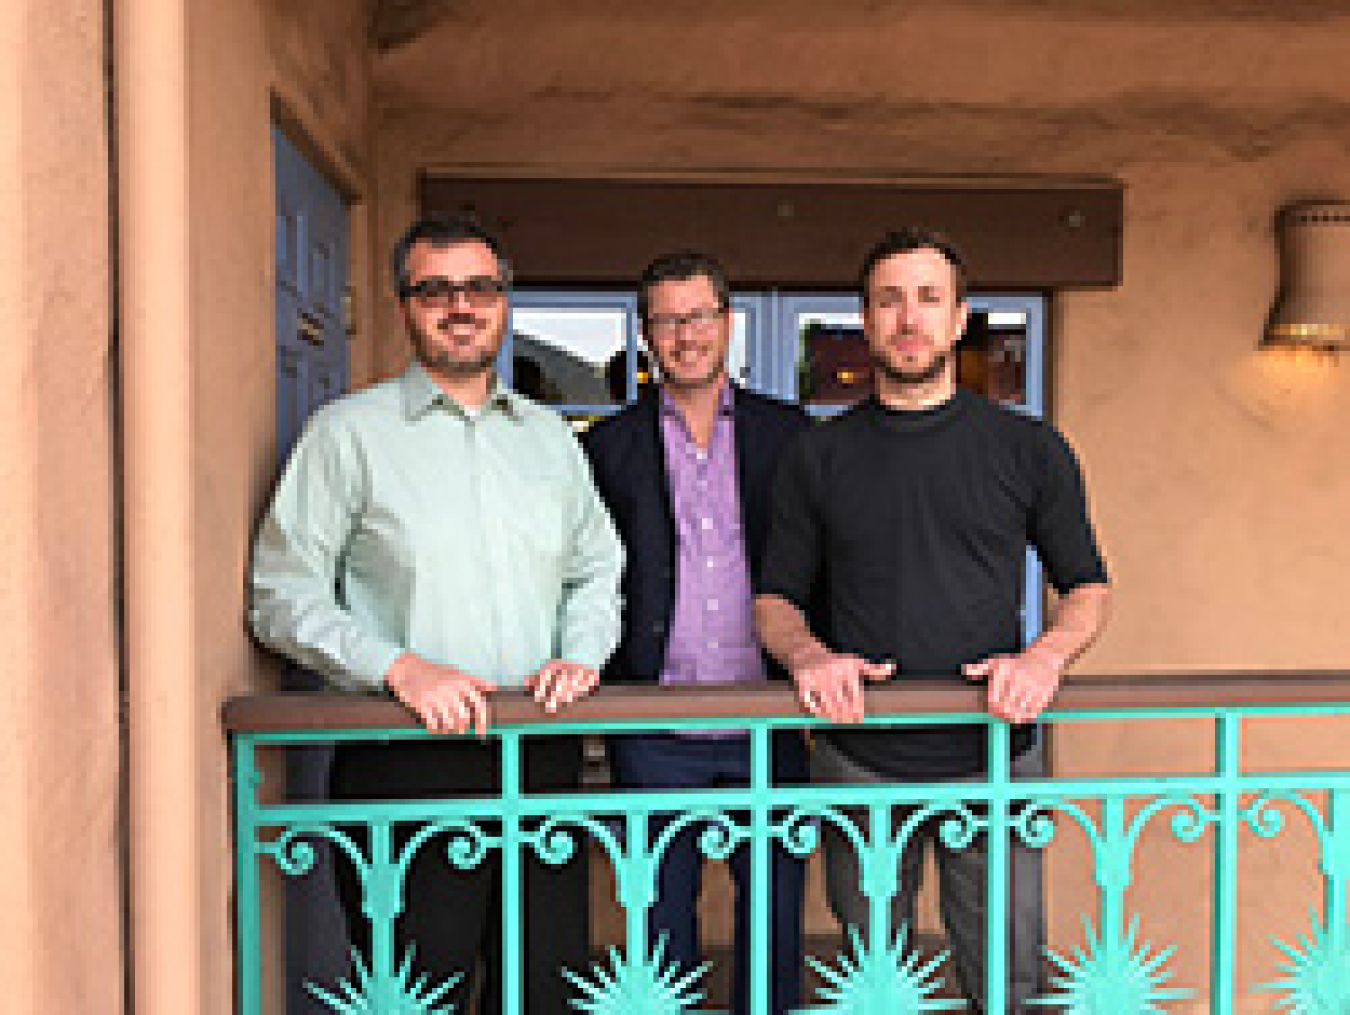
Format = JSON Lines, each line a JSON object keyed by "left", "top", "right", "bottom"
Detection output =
{"left": 391, "top": 215, "right": 512, "bottom": 297}
{"left": 858, "top": 227, "right": 968, "bottom": 303}
{"left": 637, "top": 251, "right": 731, "bottom": 326}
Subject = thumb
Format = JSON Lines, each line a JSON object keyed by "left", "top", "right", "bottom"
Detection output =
{"left": 861, "top": 659, "right": 895, "bottom": 682}
{"left": 962, "top": 660, "right": 991, "bottom": 681}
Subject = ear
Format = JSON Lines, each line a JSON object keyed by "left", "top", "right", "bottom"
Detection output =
{"left": 956, "top": 299, "right": 970, "bottom": 335}
{"left": 397, "top": 296, "right": 415, "bottom": 322}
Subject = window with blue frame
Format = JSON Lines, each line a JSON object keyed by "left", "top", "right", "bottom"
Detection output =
{"left": 507, "top": 291, "right": 1042, "bottom": 413}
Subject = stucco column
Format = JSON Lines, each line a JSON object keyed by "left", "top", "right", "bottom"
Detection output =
{"left": 0, "top": 0, "right": 122, "bottom": 1012}
{"left": 116, "top": 0, "right": 201, "bottom": 1011}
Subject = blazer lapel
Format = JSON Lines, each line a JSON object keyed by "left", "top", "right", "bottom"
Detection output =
{"left": 636, "top": 388, "right": 677, "bottom": 542}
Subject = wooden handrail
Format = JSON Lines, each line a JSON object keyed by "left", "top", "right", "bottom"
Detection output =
{"left": 222, "top": 672, "right": 1350, "bottom": 734}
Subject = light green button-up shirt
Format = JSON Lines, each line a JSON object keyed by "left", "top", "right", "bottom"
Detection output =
{"left": 249, "top": 362, "right": 624, "bottom": 692}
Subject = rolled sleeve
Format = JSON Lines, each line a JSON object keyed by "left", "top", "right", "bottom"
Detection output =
{"left": 248, "top": 416, "right": 403, "bottom": 692}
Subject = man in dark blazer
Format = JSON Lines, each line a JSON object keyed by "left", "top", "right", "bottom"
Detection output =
{"left": 581, "top": 252, "right": 810, "bottom": 1014}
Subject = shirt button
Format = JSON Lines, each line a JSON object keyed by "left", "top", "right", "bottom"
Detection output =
{"left": 708, "top": 640, "right": 718, "bottom": 650}
{"left": 705, "top": 558, "right": 716, "bottom": 569}
{"left": 700, "top": 518, "right": 713, "bottom": 531}
{"left": 707, "top": 599, "right": 719, "bottom": 612}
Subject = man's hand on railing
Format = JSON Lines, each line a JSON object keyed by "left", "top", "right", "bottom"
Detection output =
{"left": 384, "top": 653, "right": 496, "bottom": 736}
{"left": 789, "top": 647, "right": 896, "bottom": 724}
{"left": 527, "top": 660, "right": 600, "bottom": 714}
{"left": 963, "top": 646, "right": 1064, "bottom": 725}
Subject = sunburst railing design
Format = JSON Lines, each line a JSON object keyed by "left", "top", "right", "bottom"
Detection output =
{"left": 1032, "top": 915, "right": 1190, "bottom": 1013}
{"left": 800, "top": 924, "right": 966, "bottom": 1013}
{"left": 1260, "top": 913, "right": 1350, "bottom": 1013}
{"left": 306, "top": 947, "right": 462, "bottom": 1014}
{"left": 564, "top": 936, "right": 710, "bottom": 1015}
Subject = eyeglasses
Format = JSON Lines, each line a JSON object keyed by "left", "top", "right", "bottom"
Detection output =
{"left": 646, "top": 307, "right": 726, "bottom": 337}
{"left": 401, "top": 275, "right": 507, "bottom": 309}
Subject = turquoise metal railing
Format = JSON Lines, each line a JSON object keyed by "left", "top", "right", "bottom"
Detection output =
{"left": 226, "top": 674, "right": 1350, "bottom": 1013}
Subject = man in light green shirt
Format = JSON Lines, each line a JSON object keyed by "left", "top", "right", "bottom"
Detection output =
{"left": 249, "top": 325, "right": 622, "bottom": 718}
{"left": 249, "top": 216, "right": 622, "bottom": 1012}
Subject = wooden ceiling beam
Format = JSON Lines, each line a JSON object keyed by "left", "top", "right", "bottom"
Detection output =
{"left": 419, "top": 173, "right": 1123, "bottom": 289}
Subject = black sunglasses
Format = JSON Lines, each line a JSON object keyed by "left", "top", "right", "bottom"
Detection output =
{"left": 401, "top": 275, "right": 507, "bottom": 308}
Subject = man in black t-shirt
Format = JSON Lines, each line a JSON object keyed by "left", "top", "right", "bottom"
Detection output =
{"left": 755, "top": 227, "right": 1110, "bottom": 1011}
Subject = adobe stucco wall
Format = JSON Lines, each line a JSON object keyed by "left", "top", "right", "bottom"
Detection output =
{"left": 0, "top": 1, "right": 121, "bottom": 1011}
{"left": 118, "top": 0, "right": 375, "bottom": 1011}
{"left": 368, "top": 4, "right": 1350, "bottom": 1008}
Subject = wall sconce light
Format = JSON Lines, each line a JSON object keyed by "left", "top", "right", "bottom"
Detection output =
{"left": 1265, "top": 201, "right": 1350, "bottom": 351}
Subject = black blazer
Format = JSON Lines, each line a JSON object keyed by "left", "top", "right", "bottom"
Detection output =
{"left": 581, "top": 385, "right": 810, "bottom": 684}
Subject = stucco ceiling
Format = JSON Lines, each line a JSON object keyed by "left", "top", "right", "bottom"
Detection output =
{"left": 369, "top": 0, "right": 1350, "bottom": 54}
{"left": 369, "top": 0, "right": 1350, "bottom": 119}
{"left": 368, "top": 0, "right": 453, "bottom": 51}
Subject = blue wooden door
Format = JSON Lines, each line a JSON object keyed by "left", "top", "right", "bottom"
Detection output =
{"left": 274, "top": 126, "right": 349, "bottom": 1013}
{"left": 274, "top": 127, "right": 347, "bottom": 460}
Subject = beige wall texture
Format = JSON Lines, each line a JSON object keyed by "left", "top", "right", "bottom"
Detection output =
{"left": 0, "top": 0, "right": 122, "bottom": 1012}
{"left": 367, "top": 3, "right": 1350, "bottom": 1009}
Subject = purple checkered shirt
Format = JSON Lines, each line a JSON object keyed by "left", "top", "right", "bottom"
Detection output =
{"left": 659, "top": 385, "right": 766, "bottom": 737}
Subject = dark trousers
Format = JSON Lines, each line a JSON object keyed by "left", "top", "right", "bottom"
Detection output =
{"left": 606, "top": 731, "right": 808, "bottom": 1015}
{"left": 329, "top": 737, "right": 588, "bottom": 1015}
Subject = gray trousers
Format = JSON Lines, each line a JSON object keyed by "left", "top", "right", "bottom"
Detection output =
{"left": 812, "top": 736, "right": 1043, "bottom": 1012}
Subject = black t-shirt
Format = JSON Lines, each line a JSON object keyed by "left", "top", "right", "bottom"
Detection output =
{"left": 758, "top": 389, "right": 1108, "bottom": 778}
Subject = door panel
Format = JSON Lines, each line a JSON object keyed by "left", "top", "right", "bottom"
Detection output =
{"left": 274, "top": 126, "right": 347, "bottom": 459}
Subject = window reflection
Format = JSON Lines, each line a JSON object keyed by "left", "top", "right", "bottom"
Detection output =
{"left": 728, "top": 309, "right": 750, "bottom": 384}
{"left": 957, "top": 311, "right": 1028, "bottom": 407}
{"left": 794, "top": 311, "right": 867, "bottom": 409}
{"left": 604, "top": 349, "right": 653, "bottom": 403}
{"left": 511, "top": 308, "right": 627, "bottom": 406}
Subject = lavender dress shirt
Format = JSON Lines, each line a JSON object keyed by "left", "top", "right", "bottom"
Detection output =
{"left": 659, "top": 387, "right": 766, "bottom": 735}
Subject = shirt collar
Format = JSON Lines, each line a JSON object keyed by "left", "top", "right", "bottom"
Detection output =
{"left": 401, "top": 361, "right": 521, "bottom": 421}
{"left": 658, "top": 380, "right": 736, "bottom": 421}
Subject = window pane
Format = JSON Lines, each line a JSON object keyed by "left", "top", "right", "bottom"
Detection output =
{"left": 794, "top": 310, "right": 870, "bottom": 408}
{"left": 728, "top": 309, "right": 750, "bottom": 385}
{"left": 511, "top": 308, "right": 627, "bottom": 406}
{"left": 958, "top": 310, "right": 1028, "bottom": 407}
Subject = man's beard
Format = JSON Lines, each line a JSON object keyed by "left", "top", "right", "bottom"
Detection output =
{"left": 872, "top": 347, "right": 950, "bottom": 388}
{"left": 411, "top": 314, "right": 501, "bottom": 378}
{"left": 657, "top": 347, "right": 728, "bottom": 393}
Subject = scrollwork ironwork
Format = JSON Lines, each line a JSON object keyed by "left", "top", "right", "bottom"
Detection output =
{"left": 523, "top": 813, "right": 626, "bottom": 871}
{"left": 650, "top": 809, "right": 749, "bottom": 866}
{"left": 1240, "top": 790, "right": 1328, "bottom": 846}
{"left": 771, "top": 805, "right": 864, "bottom": 859}
{"left": 260, "top": 824, "right": 368, "bottom": 882}
{"left": 1012, "top": 801, "right": 1058, "bottom": 850}
{"left": 1117, "top": 794, "right": 1218, "bottom": 858}
{"left": 385, "top": 818, "right": 502, "bottom": 876}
